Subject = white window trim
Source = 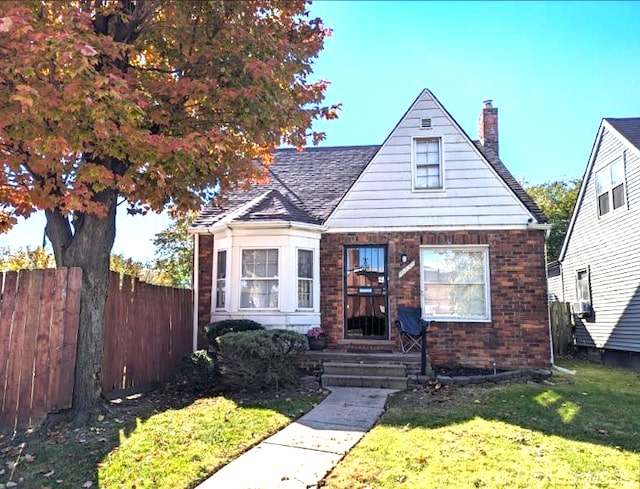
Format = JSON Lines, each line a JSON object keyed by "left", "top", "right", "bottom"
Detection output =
{"left": 215, "top": 248, "right": 228, "bottom": 311}
{"left": 595, "top": 153, "right": 627, "bottom": 218}
{"left": 296, "top": 248, "right": 314, "bottom": 310}
{"left": 575, "top": 267, "right": 591, "bottom": 305}
{"left": 239, "top": 247, "right": 280, "bottom": 311}
{"left": 411, "top": 136, "right": 445, "bottom": 192}
{"left": 419, "top": 244, "right": 491, "bottom": 322}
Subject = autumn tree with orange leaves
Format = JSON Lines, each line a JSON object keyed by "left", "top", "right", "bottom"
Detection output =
{"left": 0, "top": 0, "right": 337, "bottom": 409}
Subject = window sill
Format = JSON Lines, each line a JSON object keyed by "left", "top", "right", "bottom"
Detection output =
{"left": 597, "top": 206, "right": 628, "bottom": 220}
{"left": 238, "top": 308, "right": 280, "bottom": 312}
{"left": 411, "top": 187, "right": 446, "bottom": 193}
{"left": 424, "top": 317, "right": 492, "bottom": 323}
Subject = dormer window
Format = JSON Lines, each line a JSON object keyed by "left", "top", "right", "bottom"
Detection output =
{"left": 595, "top": 156, "right": 626, "bottom": 217}
{"left": 414, "top": 138, "right": 442, "bottom": 190}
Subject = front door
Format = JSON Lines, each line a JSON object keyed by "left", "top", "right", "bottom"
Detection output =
{"left": 344, "top": 246, "right": 388, "bottom": 339}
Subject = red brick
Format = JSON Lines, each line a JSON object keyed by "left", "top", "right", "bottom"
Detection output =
{"left": 320, "top": 230, "right": 550, "bottom": 369}
{"left": 196, "top": 235, "right": 214, "bottom": 350}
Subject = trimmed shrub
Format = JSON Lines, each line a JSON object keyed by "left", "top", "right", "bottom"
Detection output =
{"left": 178, "top": 349, "right": 220, "bottom": 390}
{"left": 217, "top": 329, "right": 307, "bottom": 390}
{"left": 205, "top": 319, "right": 264, "bottom": 346}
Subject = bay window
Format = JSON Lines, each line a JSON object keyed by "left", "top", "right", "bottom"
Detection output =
{"left": 215, "top": 250, "right": 227, "bottom": 309}
{"left": 240, "top": 249, "right": 279, "bottom": 309}
{"left": 297, "top": 249, "right": 314, "bottom": 309}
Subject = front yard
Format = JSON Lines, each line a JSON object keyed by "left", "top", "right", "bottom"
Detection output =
{"left": 323, "top": 359, "right": 640, "bottom": 488}
{"left": 0, "top": 386, "right": 324, "bottom": 488}
{"left": 1, "top": 359, "right": 638, "bottom": 489}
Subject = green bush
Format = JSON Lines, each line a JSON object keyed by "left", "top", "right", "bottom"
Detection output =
{"left": 217, "top": 329, "right": 307, "bottom": 390}
{"left": 204, "top": 319, "right": 264, "bottom": 346}
{"left": 178, "top": 350, "right": 219, "bottom": 389}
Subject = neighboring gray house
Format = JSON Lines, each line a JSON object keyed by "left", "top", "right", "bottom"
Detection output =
{"left": 548, "top": 117, "right": 640, "bottom": 368}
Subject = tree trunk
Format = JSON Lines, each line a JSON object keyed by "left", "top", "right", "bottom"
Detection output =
{"left": 45, "top": 188, "right": 118, "bottom": 410}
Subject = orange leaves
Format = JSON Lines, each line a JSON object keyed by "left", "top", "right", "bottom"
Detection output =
{"left": 79, "top": 43, "right": 98, "bottom": 57}
{"left": 93, "top": 118, "right": 117, "bottom": 140}
{"left": 0, "top": 16, "right": 14, "bottom": 32}
{"left": 76, "top": 162, "right": 115, "bottom": 189}
{"left": 0, "top": 210, "right": 17, "bottom": 232}
{"left": 0, "top": 0, "right": 336, "bottom": 225}
{"left": 0, "top": 177, "right": 34, "bottom": 228}
{"left": 10, "top": 84, "right": 38, "bottom": 112}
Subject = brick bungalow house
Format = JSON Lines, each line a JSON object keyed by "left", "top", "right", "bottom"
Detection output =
{"left": 190, "top": 88, "right": 552, "bottom": 370}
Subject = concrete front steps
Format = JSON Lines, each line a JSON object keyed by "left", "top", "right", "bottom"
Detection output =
{"left": 322, "top": 361, "right": 409, "bottom": 390}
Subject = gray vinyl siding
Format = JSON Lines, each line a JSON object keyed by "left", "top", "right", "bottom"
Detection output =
{"left": 547, "top": 274, "right": 563, "bottom": 302}
{"left": 561, "top": 126, "right": 640, "bottom": 352}
{"left": 326, "top": 91, "right": 534, "bottom": 229}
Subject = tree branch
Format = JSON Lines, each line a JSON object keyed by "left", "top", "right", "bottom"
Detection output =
{"left": 127, "top": 64, "right": 179, "bottom": 75}
{"left": 45, "top": 208, "right": 73, "bottom": 265}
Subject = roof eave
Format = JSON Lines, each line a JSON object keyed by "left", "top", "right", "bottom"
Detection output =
{"left": 190, "top": 220, "right": 326, "bottom": 235}
{"left": 557, "top": 121, "right": 606, "bottom": 262}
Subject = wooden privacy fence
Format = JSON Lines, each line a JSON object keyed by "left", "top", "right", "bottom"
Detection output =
{"left": 103, "top": 272, "right": 193, "bottom": 393}
{"left": 550, "top": 301, "right": 574, "bottom": 357}
{"left": 0, "top": 268, "right": 193, "bottom": 434}
{"left": 0, "top": 268, "right": 82, "bottom": 434}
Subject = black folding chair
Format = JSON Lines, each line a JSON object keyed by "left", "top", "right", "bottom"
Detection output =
{"left": 395, "top": 306, "right": 424, "bottom": 353}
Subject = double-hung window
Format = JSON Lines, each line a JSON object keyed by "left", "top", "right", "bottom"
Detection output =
{"left": 421, "top": 246, "right": 490, "bottom": 321}
{"left": 414, "top": 138, "right": 442, "bottom": 189}
{"left": 573, "top": 267, "right": 593, "bottom": 317}
{"left": 576, "top": 269, "right": 591, "bottom": 304}
{"left": 215, "top": 250, "right": 227, "bottom": 309}
{"left": 297, "top": 249, "right": 314, "bottom": 309}
{"left": 240, "top": 249, "right": 279, "bottom": 309}
{"left": 595, "top": 156, "right": 626, "bottom": 217}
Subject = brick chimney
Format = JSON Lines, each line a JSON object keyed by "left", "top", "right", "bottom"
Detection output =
{"left": 478, "top": 99, "right": 499, "bottom": 157}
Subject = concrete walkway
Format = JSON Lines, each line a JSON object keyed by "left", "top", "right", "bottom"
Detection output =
{"left": 196, "top": 387, "right": 397, "bottom": 489}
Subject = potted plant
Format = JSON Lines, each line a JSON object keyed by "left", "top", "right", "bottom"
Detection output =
{"left": 306, "top": 326, "right": 327, "bottom": 351}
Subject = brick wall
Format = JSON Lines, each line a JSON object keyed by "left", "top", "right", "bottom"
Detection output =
{"left": 320, "top": 230, "right": 551, "bottom": 369}
{"left": 479, "top": 102, "right": 499, "bottom": 156}
{"left": 197, "top": 234, "right": 214, "bottom": 349}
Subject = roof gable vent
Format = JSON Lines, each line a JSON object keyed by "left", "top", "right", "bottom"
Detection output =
{"left": 420, "top": 118, "right": 432, "bottom": 129}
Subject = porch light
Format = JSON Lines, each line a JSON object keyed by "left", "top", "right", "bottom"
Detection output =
{"left": 400, "top": 252, "right": 408, "bottom": 264}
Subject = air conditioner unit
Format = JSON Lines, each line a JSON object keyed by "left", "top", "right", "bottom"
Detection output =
{"left": 571, "top": 302, "right": 592, "bottom": 318}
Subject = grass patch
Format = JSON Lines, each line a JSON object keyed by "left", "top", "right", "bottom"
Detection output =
{"left": 0, "top": 385, "right": 324, "bottom": 488}
{"left": 324, "top": 359, "right": 640, "bottom": 489}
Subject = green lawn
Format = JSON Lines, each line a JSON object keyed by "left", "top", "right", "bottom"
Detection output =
{"left": 324, "top": 360, "right": 640, "bottom": 489}
{"left": 0, "top": 388, "right": 323, "bottom": 489}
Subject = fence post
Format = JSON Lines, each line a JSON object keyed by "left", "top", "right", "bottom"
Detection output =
{"left": 550, "top": 302, "right": 573, "bottom": 357}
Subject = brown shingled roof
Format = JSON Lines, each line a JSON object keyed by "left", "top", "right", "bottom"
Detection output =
{"left": 192, "top": 96, "right": 547, "bottom": 229}
{"left": 191, "top": 145, "right": 379, "bottom": 229}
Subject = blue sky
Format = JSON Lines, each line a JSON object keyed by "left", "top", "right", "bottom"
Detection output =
{"left": 2, "top": 1, "right": 639, "bottom": 261}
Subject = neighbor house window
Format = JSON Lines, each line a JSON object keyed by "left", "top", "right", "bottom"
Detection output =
{"left": 421, "top": 246, "right": 490, "bottom": 321}
{"left": 576, "top": 268, "right": 591, "bottom": 304}
{"left": 215, "top": 250, "right": 227, "bottom": 309}
{"left": 414, "top": 138, "right": 442, "bottom": 189}
{"left": 595, "top": 156, "right": 626, "bottom": 217}
{"left": 297, "top": 249, "right": 314, "bottom": 309}
{"left": 240, "top": 249, "right": 278, "bottom": 309}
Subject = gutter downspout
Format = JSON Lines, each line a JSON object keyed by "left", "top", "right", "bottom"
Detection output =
{"left": 542, "top": 225, "right": 555, "bottom": 368}
{"left": 192, "top": 233, "right": 199, "bottom": 352}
